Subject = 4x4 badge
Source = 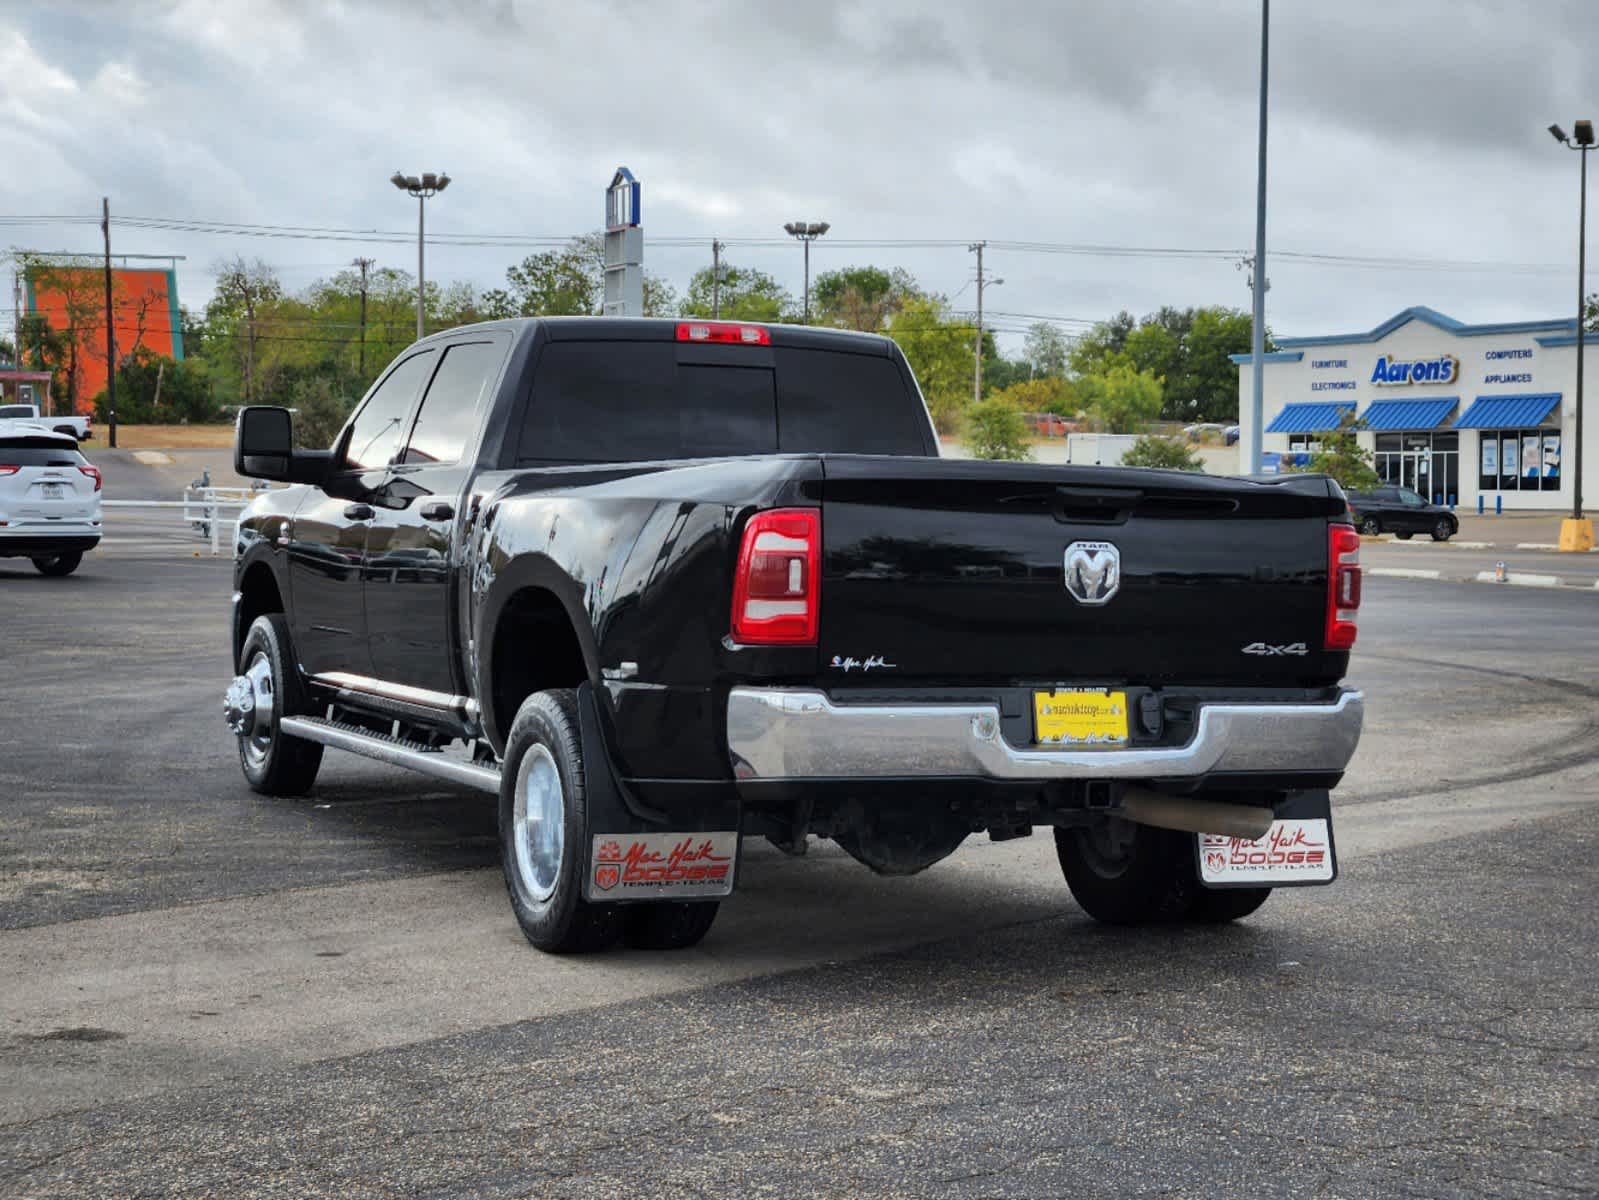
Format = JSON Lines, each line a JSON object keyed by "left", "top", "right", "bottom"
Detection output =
{"left": 1063, "top": 541, "right": 1120, "bottom": 605}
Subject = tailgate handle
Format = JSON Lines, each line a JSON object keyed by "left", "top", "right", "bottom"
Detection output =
{"left": 1052, "top": 486, "right": 1142, "bottom": 524}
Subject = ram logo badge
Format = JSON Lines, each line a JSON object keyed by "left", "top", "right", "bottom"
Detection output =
{"left": 1063, "top": 541, "right": 1120, "bottom": 606}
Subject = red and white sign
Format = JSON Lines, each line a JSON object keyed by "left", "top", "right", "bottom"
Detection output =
{"left": 1198, "top": 819, "right": 1335, "bottom": 886}
{"left": 588, "top": 832, "right": 738, "bottom": 900}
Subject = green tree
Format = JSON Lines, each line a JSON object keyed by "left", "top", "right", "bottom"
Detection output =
{"left": 1067, "top": 310, "right": 1137, "bottom": 377}
{"left": 1297, "top": 413, "right": 1379, "bottom": 491}
{"left": 1022, "top": 321, "right": 1070, "bottom": 377}
{"left": 982, "top": 350, "right": 1029, "bottom": 395}
{"left": 812, "top": 265, "right": 920, "bottom": 331}
{"left": 681, "top": 262, "right": 791, "bottom": 322}
{"left": 92, "top": 347, "right": 217, "bottom": 424}
{"left": 887, "top": 295, "right": 974, "bottom": 435}
{"left": 1169, "top": 307, "right": 1257, "bottom": 423}
{"left": 965, "top": 398, "right": 1032, "bottom": 460}
{"left": 989, "top": 375, "right": 1078, "bottom": 416}
{"left": 1079, "top": 363, "right": 1163, "bottom": 433}
{"left": 1121, "top": 434, "right": 1204, "bottom": 471}
{"left": 289, "top": 374, "right": 359, "bottom": 450}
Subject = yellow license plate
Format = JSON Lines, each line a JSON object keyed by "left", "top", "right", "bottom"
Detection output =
{"left": 1034, "top": 689, "right": 1130, "bottom": 747}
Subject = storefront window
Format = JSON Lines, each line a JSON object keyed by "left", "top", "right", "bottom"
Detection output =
{"left": 1479, "top": 429, "right": 1560, "bottom": 492}
{"left": 1373, "top": 430, "right": 1459, "bottom": 505}
{"left": 1287, "top": 434, "right": 1323, "bottom": 453}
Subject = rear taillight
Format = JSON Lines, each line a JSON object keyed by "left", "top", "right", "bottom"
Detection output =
{"left": 730, "top": 508, "right": 819, "bottom": 645}
{"left": 677, "top": 321, "right": 770, "bottom": 345}
{"left": 1325, "top": 524, "right": 1361, "bottom": 650}
{"left": 0, "top": 465, "right": 18, "bottom": 476}
{"left": 78, "top": 465, "right": 102, "bottom": 491}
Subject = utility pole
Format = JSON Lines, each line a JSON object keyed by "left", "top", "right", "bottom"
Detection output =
{"left": 1247, "top": 0, "right": 1270, "bottom": 473}
{"left": 711, "top": 239, "right": 724, "bottom": 319}
{"left": 352, "top": 256, "right": 374, "bottom": 376}
{"left": 102, "top": 197, "right": 117, "bottom": 449}
{"left": 969, "top": 241, "right": 1002, "bottom": 404}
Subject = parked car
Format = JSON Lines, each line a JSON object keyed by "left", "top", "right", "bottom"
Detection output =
{"left": 226, "top": 317, "right": 1364, "bottom": 954}
{"left": 1224, "top": 425, "right": 1240, "bottom": 446}
{"left": 1346, "top": 485, "right": 1457, "bottom": 541}
{"left": 0, "top": 430, "right": 102, "bottom": 574}
{"left": 0, "top": 403, "right": 91, "bottom": 441}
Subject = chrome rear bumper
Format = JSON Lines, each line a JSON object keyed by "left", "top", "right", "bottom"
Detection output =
{"left": 726, "top": 687, "right": 1364, "bottom": 781}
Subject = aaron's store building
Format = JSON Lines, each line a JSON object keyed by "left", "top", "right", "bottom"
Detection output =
{"left": 1234, "top": 306, "right": 1595, "bottom": 511}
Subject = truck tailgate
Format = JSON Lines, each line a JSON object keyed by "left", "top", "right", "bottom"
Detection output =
{"left": 816, "top": 456, "right": 1347, "bottom": 687}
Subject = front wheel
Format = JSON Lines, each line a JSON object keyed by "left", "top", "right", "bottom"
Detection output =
{"left": 230, "top": 613, "right": 323, "bottom": 795}
{"left": 498, "top": 688, "right": 621, "bottom": 953}
{"left": 1431, "top": 520, "right": 1455, "bottom": 542}
{"left": 1358, "top": 515, "right": 1381, "bottom": 536}
{"left": 32, "top": 552, "right": 82, "bottom": 576}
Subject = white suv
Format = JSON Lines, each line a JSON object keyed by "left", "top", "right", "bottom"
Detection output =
{"left": 0, "top": 431, "right": 102, "bottom": 575}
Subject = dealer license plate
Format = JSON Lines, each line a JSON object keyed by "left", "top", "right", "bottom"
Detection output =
{"left": 1033, "top": 689, "right": 1129, "bottom": 747}
{"left": 41, "top": 483, "right": 64, "bottom": 499}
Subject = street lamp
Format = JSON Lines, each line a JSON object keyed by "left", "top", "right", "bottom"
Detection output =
{"left": 783, "top": 221, "right": 830, "bottom": 322}
{"left": 390, "top": 170, "right": 451, "bottom": 341}
{"left": 1548, "top": 121, "right": 1595, "bottom": 550}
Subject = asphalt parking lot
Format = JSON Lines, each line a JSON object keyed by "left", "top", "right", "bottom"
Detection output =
{"left": 3, "top": 544, "right": 1598, "bottom": 1198}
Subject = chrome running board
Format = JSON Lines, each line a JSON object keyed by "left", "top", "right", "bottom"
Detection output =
{"left": 279, "top": 716, "right": 501, "bottom": 794}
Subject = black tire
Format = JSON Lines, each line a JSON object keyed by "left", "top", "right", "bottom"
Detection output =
{"left": 31, "top": 552, "right": 82, "bottom": 576}
{"left": 498, "top": 688, "right": 621, "bottom": 953}
{"left": 236, "top": 613, "right": 323, "bottom": 796}
{"left": 623, "top": 901, "right": 720, "bottom": 950}
{"left": 1188, "top": 887, "right": 1272, "bottom": 923}
{"left": 1055, "top": 820, "right": 1197, "bottom": 925}
{"left": 1358, "top": 515, "right": 1381, "bottom": 536}
{"left": 1395, "top": 531, "right": 1414, "bottom": 540}
{"left": 1431, "top": 520, "right": 1455, "bottom": 542}
{"left": 52, "top": 425, "right": 77, "bottom": 439}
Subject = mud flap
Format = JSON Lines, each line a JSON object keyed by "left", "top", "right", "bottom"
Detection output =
{"left": 577, "top": 682, "right": 741, "bottom": 903}
{"left": 1194, "top": 788, "right": 1338, "bottom": 889}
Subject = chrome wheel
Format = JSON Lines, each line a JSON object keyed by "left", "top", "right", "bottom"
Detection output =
{"left": 512, "top": 743, "right": 565, "bottom": 905}
{"left": 233, "top": 652, "right": 276, "bottom": 768}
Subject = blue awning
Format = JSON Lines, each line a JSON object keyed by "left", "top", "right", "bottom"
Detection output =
{"left": 1359, "top": 397, "right": 1458, "bottom": 431}
{"left": 1265, "top": 402, "right": 1356, "bottom": 434}
{"left": 1454, "top": 394, "right": 1561, "bottom": 430}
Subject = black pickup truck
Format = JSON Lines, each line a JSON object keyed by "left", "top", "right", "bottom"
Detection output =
{"left": 226, "top": 317, "right": 1364, "bottom": 953}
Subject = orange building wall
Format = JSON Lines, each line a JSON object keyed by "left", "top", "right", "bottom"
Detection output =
{"left": 25, "top": 267, "right": 184, "bottom": 414}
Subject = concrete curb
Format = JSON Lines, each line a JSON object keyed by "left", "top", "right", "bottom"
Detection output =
{"left": 1368, "top": 567, "right": 1444, "bottom": 580}
{"left": 1473, "top": 570, "right": 1563, "bottom": 588}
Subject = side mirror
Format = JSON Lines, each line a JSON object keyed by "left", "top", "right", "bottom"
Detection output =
{"left": 234, "top": 406, "right": 331, "bottom": 485}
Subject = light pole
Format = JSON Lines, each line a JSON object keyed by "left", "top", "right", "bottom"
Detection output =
{"left": 1247, "top": 0, "right": 1270, "bottom": 474}
{"left": 390, "top": 171, "right": 450, "bottom": 340}
{"left": 783, "top": 221, "right": 829, "bottom": 322}
{"left": 1549, "top": 121, "right": 1594, "bottom": 550}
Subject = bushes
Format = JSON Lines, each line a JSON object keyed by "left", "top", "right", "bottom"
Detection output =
{"left": 289, "top": 375, "right": 360, "bottom": 449}
{"left": 965, "top": 398, "right": 1033, "bottom": 461}
{"left": 1121, "top": 435, "right": 1204, "bottom": 471}
{"left": 92, "top": 348, "right": 219, "bottom": 424}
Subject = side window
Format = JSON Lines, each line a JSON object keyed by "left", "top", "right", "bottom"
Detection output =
{"left": 342, "top": 350, "right": 437, "bottom": 472}
{"left": 399, "top": 339, "right": 505, "bottom": 466}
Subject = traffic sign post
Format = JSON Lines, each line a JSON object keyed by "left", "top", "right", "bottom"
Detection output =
{"left": 603, "top": 167, "right": 643, "bottom": 317}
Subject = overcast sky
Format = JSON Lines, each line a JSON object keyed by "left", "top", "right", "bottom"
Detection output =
{"left": 3, "top": 0, "right": 1596, "bottom": 351}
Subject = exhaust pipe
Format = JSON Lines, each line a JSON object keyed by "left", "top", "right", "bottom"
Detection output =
{"left": 1120, "top": 786, "right": 1274, "bottom": 840}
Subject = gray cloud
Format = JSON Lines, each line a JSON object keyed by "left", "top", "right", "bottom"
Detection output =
{"left": 2, "top": 0, "right": 1594, "bottom": 351}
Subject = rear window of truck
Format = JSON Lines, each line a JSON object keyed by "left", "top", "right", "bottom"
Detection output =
{"left": 516, "top": 341, "right": 930, "bottom": 463}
